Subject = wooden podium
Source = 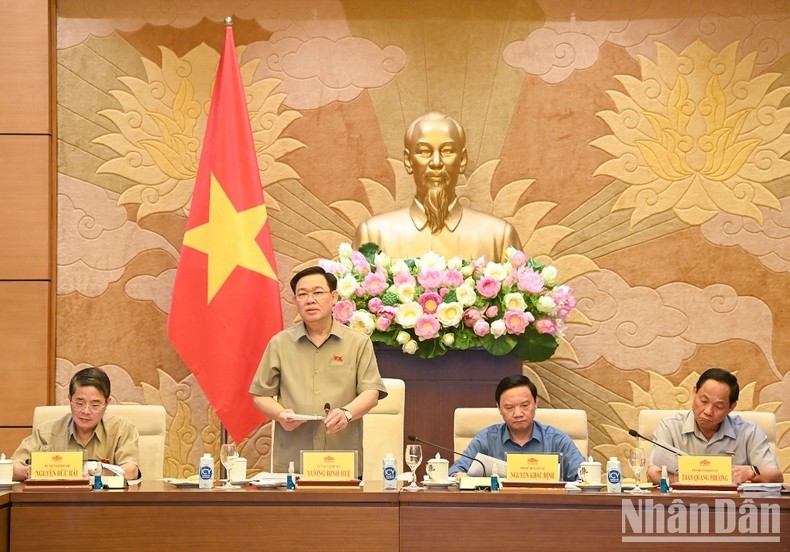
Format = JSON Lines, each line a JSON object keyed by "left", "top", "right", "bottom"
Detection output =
{"left": 375, "top": 346, "right": 520, "bottom": 460}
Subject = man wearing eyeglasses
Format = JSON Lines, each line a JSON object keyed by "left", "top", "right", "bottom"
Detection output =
{"left": 11, "top": 367, "right": 141, "bottom": 481}
{"left": 250, "top": 266, "right": 387, "bottom": 476}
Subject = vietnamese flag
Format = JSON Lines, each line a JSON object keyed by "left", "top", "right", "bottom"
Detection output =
{"left": 168, "top": 20, "right": 283, "bottom": 442}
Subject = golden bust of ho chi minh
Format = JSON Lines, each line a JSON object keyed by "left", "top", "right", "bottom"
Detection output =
{"left": 353, "top": 112, "right": 521, "bottom": 262}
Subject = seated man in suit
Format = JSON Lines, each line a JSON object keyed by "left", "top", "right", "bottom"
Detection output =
{"left": 646, "top": 368, "right": 782, "bottom": 485}
{"left": 450, "top": 374, "right": 584, "bottom": 481}
{"left": 11, "top": 366, "right": 141, "bottom": 481}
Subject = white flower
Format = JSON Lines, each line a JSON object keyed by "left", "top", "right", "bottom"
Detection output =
{"left": 397, "top": 282, "right": 417, "bottom": 303}
{"left": 442, "top": 333, "right": 455, "bottom": 346}
{"left": 395, "top": 302, "right": 423, "bottom": 328}
{"left": 436, "top": 302, "right": 464, "bottom": 327}
{"left": 338, "top": 242, "right": 353, "bottom": 259}
{"left": 483, "top": 261, "right": 509, "bottom": 281}
{"left": 390, "top": 259, "right": 409, "bottom": 276}
{"left": 491, "top": 319, "right": 507, "bottom": 338}
{"left": 460, "top": 265, "right": 474, "bottom": 277}
{"left": 455, "top": 283, "right": 477, "bottom": 307}
{"left": 418, "top": 251, "right": 446, "bottom": 271}
{"left": 336, "top": 274, "right": 359, "bottom": 299}
{"left": 541, "top": 265, "right": 558, "bottom": 287}
{"left": 374, "top": 252, "right": 391, "bottom": 269}
{"left": 503, "top": 292, "right": 528, "bottom": 311}
{"left": 396, "top": 331, "right": 411, "bottom": 345}
{"left": 505, "top": 246, "right": 518, "bottom": 260}
{"left": 447, "top": 257, "right": 463, "bottom": 270}
{"left": 348, "top": 310, "right": 375, "bottom": 335}
{"left": 536, "top": 296, "right": 557, "bottom": 314}
{"left": 340, "top": 257, "right": 353, "bottom": 270}
{"left": 403, "top": 340, "right": 419, "bottom": 354}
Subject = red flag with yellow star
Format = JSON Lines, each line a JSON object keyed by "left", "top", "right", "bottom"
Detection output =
{"left": 168, "top": 21, "right": 282, "bottom": 442}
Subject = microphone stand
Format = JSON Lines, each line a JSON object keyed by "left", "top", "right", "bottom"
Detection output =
{"left": 628, "top": 429, "right": 687, "bottom": 456}
{"left": 407, "top": 435, "right": 487, "bottom": 476}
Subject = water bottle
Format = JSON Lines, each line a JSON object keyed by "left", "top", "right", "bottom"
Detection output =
{"left": 198, "top": 453, "right": 214, "bottom": 489}
{"left": 286, "top": 461, "right": 296, "bottom": 491}
{"left": 606, "top": 456, "right": 622, "bottom": 493}
{"left": 490, "top": 465, "right": 500, "bottom": 492}
{"left": 660, "top": 465, "right": 670, "bottom": 494}
{"left": 383, "top": 453, "right": 398, "bottom": 490}
{"left": 93, "top": 461, "right": 103, "bottom": 490}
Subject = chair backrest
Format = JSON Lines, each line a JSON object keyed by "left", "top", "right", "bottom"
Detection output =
{"left": 637, "top": 409, "right": 778, "bottom": 463}
{"left": 269, "top": 378, "right": 406, "bottom": 480}
{"left": 363, "top": 378, "right": 405, "bottom": 480}
{"left": 32, "top": 404, "right": 167, "bottom": 479}
{"left": 453, "top": 407, "right": 589, "bottom": 458}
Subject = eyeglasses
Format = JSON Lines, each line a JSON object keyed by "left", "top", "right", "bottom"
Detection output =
{"left": 70, "top": 400, "right": 106, "bottom": 413}
{"left": 295, "top": 289, "right": 330, "bottom": 302}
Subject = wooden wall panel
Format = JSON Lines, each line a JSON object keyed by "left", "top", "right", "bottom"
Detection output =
{"left": 0, "top": 0, "right": 50, "bottom": 134}
{"left": 0, "top": 282, "right": 49, "bottom": 427}
{"left": 0, "top": 428, "right": 31, "bottom": 458}
{"left": 0, "top": 136, "right": 50, "bottom": 280}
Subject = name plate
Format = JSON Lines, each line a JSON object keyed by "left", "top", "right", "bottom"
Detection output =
{"left": 506, "top": 453, "right": 560, "bottom": 482}
{"left": 31, "top": 451, "right": 83, "bottom": 480}
{"left": 678, "top": 455, "right": 732, "bottom": 484}
{"left": 300, "top": 450, "right": 357, "bottom": 481}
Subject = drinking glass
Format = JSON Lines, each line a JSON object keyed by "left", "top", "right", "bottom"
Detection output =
{"left": 625, "top": 447, "right": 646, "bottom": 494}
{"left": 220, "top": 444, "right": 239, "bottom": 489}
{"left": 404, "top": 444, "right": 423, "bottom": 491}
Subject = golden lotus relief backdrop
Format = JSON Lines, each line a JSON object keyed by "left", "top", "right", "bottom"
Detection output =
{"left": 55, "top": 0, "right": 790, "bottom": 479}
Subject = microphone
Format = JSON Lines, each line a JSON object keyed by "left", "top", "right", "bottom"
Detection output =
{"left": 628, "top": 429, "right": 687, "bottom": 456}
{"left": 324, "top": 402, "right": 331, "bottom": 416}
{"left": 407, "top": 434, "right": 487, "bottom": 476}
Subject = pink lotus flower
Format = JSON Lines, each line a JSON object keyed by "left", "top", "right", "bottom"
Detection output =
{"left": 368, "top": 297, "right": 383, "bottom": 314}
{"left": 442, "top": 269, "right": 464, "bottom": 287}
{"left": 463, "top": 308, "right": 482, "bottom": 328}
{"left": 510, "top": 250, "right": 527, "bottom": 268}
{"left": 517, "top": 268, "right": 544, "bottom": 294}
{"left": 503, "top": 310, "right": 534, "bottom": 335}
{"left": 351, "top": 251, "right": 370, "bottom": 275}
{"left": 418, "top": 292, "right": 442, "bottom": 314}
{"left": 378, "top": 306, "right": 397, "bottom": 319}
{"left": 418, "top": 268, "right": 443, "bottom": 289}
{"left": 414, "top": 314, "right": 440, "bottom": 340}
{"left": 376, "top": 316, "right": 392, "bottom": 331}
{"left": 393, "top": 271, "right": 416, "bottom": 286}
{"left": 485, "top": 305, "right": 499, "bottom": 318}
{"left": 473, "top": 319, "right": 490, "bottom": 337}
{"left": 362, "top": 272, "right": 387, "bottom": 296}
{"left": 476, "top": 276, "right": 501, "bottom": 298}
{"left": 534, "top": 317, "right": 558, "bottom": 335}
{"left": 332, "top": 299, "right": 356, "bottom": 323}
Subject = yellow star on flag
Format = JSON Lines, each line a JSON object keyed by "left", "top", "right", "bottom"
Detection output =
{"left": 183, "top": 173, "right": 276, "bottom": 302}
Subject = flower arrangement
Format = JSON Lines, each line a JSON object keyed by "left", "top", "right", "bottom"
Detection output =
{"left": 318, "top": 243, "right": 576, "bottom": 361}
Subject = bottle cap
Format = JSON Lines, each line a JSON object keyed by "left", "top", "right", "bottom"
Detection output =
{"left": 202, "top": 453, "right": 211, "bottom": 458}
{"left": 385, "top": 453, "right": 394, "bottom": 458}
{"left": 610, "top": 456, "right": 618, "bottom": 462}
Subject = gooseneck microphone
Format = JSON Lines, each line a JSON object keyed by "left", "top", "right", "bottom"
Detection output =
{"left": 407, "top": 434, "right": 487, "bottom": 476}
{"left": 628, "top": 429, "right": 687, "bottom": 456}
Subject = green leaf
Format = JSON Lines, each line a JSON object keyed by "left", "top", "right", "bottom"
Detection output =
{"left": 511, "top": 327, "right": 559, "bottom": 361}
{"left": 452, "top": 331, "right": 479, "bottom": 350}
{"left": 480, "top": 333, "right": 517, "bottom": 356}
{"left": 416, "top": 338, "right": 446, "bottom": 359}
{"left": 358, "top": 242, "right": 381, "bottom": 265}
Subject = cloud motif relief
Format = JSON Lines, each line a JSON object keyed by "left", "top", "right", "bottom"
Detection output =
{"left": 563, "top": 270, "right": 779, "bottom": 378}
{"left": 508, "top": 1, "right": 790, "bottom": 83}
{"left": 591, "top": 39, "right": 790, "bottom": 227}
{"left": 701, "top": 196, "right": 790, "bottom": 273}
{"left": 244, "top": 35, "right": 406, "bottom": 109}
{"left": 58, "top": 176, "right": 178, "bottom": 297}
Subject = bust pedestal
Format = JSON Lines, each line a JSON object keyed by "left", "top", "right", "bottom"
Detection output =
{"left": 375, "top": 346, "right": 520, "bottom": 461}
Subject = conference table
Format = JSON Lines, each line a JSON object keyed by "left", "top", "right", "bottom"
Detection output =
{"left": 4, "top": 481, "right": 789, "bottom": 551}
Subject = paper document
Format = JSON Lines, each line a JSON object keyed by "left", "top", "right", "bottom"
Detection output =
{"left": 737, "top": 483, "right": 784, "bottom": 492}
{"left": 282, "top": 413, "right": 324, "bottom": 421}
{"left": 467, "top": 453, "right": 507, "bottom": 477}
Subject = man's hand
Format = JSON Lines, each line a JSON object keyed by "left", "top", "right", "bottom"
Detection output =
{"left": 277, "top": 410, "right": 306, "bottom": 432}
{"left": 732, "top": 465, "right": 756, "bottom": 484}
{"left": 324, "top": 408, "right": 350, "bottom": 435}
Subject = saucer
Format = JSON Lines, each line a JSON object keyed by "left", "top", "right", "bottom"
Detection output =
{"left": 577, "top": 482, "right": 606, "bottom": 492}
{"left": 423, "top": 480, "right": 456, "bottom": 488}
